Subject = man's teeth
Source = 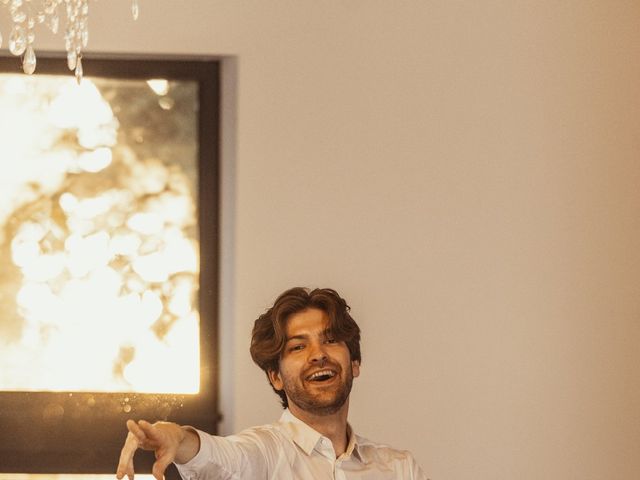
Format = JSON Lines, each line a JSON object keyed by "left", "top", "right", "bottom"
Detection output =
{"left": 308, "top": 370, "right": 336, "bottom": 381}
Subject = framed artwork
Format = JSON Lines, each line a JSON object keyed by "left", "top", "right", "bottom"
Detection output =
{"left": 0, "top": 56, "right": 220, "bottom": 477}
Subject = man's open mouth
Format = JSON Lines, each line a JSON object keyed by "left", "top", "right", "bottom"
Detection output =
{"left": 306, "top": 369, "right": 337, "bottom": 383}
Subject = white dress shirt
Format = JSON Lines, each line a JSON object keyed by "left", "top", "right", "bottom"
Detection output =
{"left": 175, "top": 409, "right": 427, "bottom": 480}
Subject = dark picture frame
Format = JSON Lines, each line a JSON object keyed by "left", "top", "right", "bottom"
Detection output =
{"left": 0, "top": 55, "right": 220, "bottom": 478}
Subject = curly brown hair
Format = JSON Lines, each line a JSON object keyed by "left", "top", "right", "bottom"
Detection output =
{"left": 250, "top": 287, "right": 361, "bottom": 408}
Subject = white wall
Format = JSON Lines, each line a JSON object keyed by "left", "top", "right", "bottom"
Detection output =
{"left": 20, "top": 1, "right": 640, "bottom": 478}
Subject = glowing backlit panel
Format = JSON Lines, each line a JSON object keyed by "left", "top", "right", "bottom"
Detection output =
{"left": 0, "top": 74, "right": 200, "bottom": 394}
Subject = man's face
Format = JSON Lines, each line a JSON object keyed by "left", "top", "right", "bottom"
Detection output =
{"left": 268, "top": 307, "right": 360, "bottom": 416}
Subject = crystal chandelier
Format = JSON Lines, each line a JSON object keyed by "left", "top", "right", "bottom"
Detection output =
{"left": 1, "top": 0, "right": 138, "bottom": 82}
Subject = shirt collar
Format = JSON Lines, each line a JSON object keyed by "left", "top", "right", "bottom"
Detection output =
{"left": 277, "top": 409, "right": 365, "bottom": 463}
{"left": 345, "top": 423, "right": 365, "bottom": 462}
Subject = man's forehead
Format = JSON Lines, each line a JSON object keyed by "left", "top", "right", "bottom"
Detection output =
{"left": 285, "top": 307, "right": 330, "bottom": 336}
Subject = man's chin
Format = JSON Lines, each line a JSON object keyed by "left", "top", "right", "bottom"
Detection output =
{"left": 290, "top": 394, "right": 349, "bottom": 416}
{"left": 295, "top": 402, "right": 345, "bottom": 416}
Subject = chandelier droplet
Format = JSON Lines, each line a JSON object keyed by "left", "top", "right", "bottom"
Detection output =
{"left": 48, "top": 11, "right": 59, "bottom": 34}
{"left": 67, "top": 49, "right": 77, "bottom": 71}
{"left": 81, "top": 26, "right": 89, "bottom": 47}
{"left": 75, "top": 55, "right": 83, "bottom": 85}
{"left": 23, "top": 44, "right": 36, "bottom": 74}
{"left": 11, "top": 7, "right": 26, "bottom": 23}
{"left": 9, "top": 24, "right": 26, "bottom": 56}
{"left": 44, "top": 0, "right": 56, "bottom": 15}
{"left": 132, "top": 0, "right": 139, "bottom": 20}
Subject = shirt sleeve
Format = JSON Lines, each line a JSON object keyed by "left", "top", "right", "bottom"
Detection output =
{"left": 174, "top": 427, "right": 272, "bottom": 480}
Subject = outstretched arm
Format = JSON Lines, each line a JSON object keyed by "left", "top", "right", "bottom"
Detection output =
{"left": 116, "top": 419, "right": 201, "bottom": 480}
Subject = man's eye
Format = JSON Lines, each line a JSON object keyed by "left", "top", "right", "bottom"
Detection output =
{"left": 325, "top": 338, "right": 337, "bottom": 344}
{"left": 290, "top": 345, "right": 304, "bottom": 351}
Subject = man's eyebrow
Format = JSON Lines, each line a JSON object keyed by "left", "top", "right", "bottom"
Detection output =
{"left": 285, "top": 334, "right": 309, "bottom": 342}
{"left": 285, "top": 329, "right": 335, "bottom": 342}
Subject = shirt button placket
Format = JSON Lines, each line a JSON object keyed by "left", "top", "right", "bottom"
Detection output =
{"left": 334, "top": 460, "right": 347, "bottom": 480}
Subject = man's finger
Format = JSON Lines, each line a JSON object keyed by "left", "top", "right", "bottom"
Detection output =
{"left": 152, "top": 453, "right": 173, "bottom": 480}
{"left": 137, "top": 419, "right": 157, "bottom": 437}
{"left": 127, "top": 419, "right": 149, "bottom": 443}
{"left": 116, "top": 431, "right": 140, "bottom": 479}
{"left": 127, "top": 455, "right": 135, "bottom": 480}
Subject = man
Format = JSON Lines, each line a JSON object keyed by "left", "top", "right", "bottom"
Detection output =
{"left": 116, "top": 287, "right": 427, "bottom": 479}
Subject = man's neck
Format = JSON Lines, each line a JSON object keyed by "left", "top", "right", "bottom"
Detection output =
{"left": 288, "top": 400, "right": 350, "bottom": 457}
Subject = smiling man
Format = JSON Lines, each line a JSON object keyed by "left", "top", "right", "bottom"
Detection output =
{"left": 116, "top": 287, "right": 427, "bottom": 480}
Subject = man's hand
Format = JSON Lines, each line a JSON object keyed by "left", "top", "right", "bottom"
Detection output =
{"left": 116, "top": 419, "right": 189, "bottom": 480}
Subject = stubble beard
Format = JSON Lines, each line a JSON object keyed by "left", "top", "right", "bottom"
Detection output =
{"left": 284, "top": 364, "right": 354, "bottom": 416}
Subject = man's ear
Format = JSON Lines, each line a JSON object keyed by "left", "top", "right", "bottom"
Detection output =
{"left": 268, "top": 369, "right": 284, "bottom": 390}
{"left": 352, "top": 360, "right": 360, "bottom": 379}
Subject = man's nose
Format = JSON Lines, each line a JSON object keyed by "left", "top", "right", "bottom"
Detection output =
{"left": 308, "top": 342, "right": 328, "bottom": 364}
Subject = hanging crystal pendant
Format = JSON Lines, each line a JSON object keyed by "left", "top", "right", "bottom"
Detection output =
{"left": 23, "top": 44, "right": 36, "bottom": 74}
{"left": 11, "top": 8, "right": 26, "bottom": 23}
{"left": 43, "top": 0, "right": 56, "bottom": 15}
{"left": 9, "top": 24, "right": 26, "bottom": 56}
{"left": 132, "top": 0, "right": 139, "bottom": 20}
{"left": 67, "top": 49, "right": 77, "bottom": 71}
{"left": 9, "top": 0, "right": 25, "bottom": 21}
{"left": 48, "top": 11, "right": 59, "bottom": 34}
{"left": 2, "top": 0, "right": 138, "bottom": 77}
{"left": 81, "top": 24, "right": 89, "bottom": 47}
{"left": 75, "top": 55, "right": 83, "bottom": 84}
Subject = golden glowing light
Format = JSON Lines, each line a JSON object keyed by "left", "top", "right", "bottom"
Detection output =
{"left": 0, "top": 74, "right": 200, "bottom": 394}
{"left": 47, "top": 80, "right": 116, "bottom": 130}
{"left": 78, "top": 147, "right": 113, "bottom": 172}
{"left": 147, "top": 78, "right": 170, "bottom": 96}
